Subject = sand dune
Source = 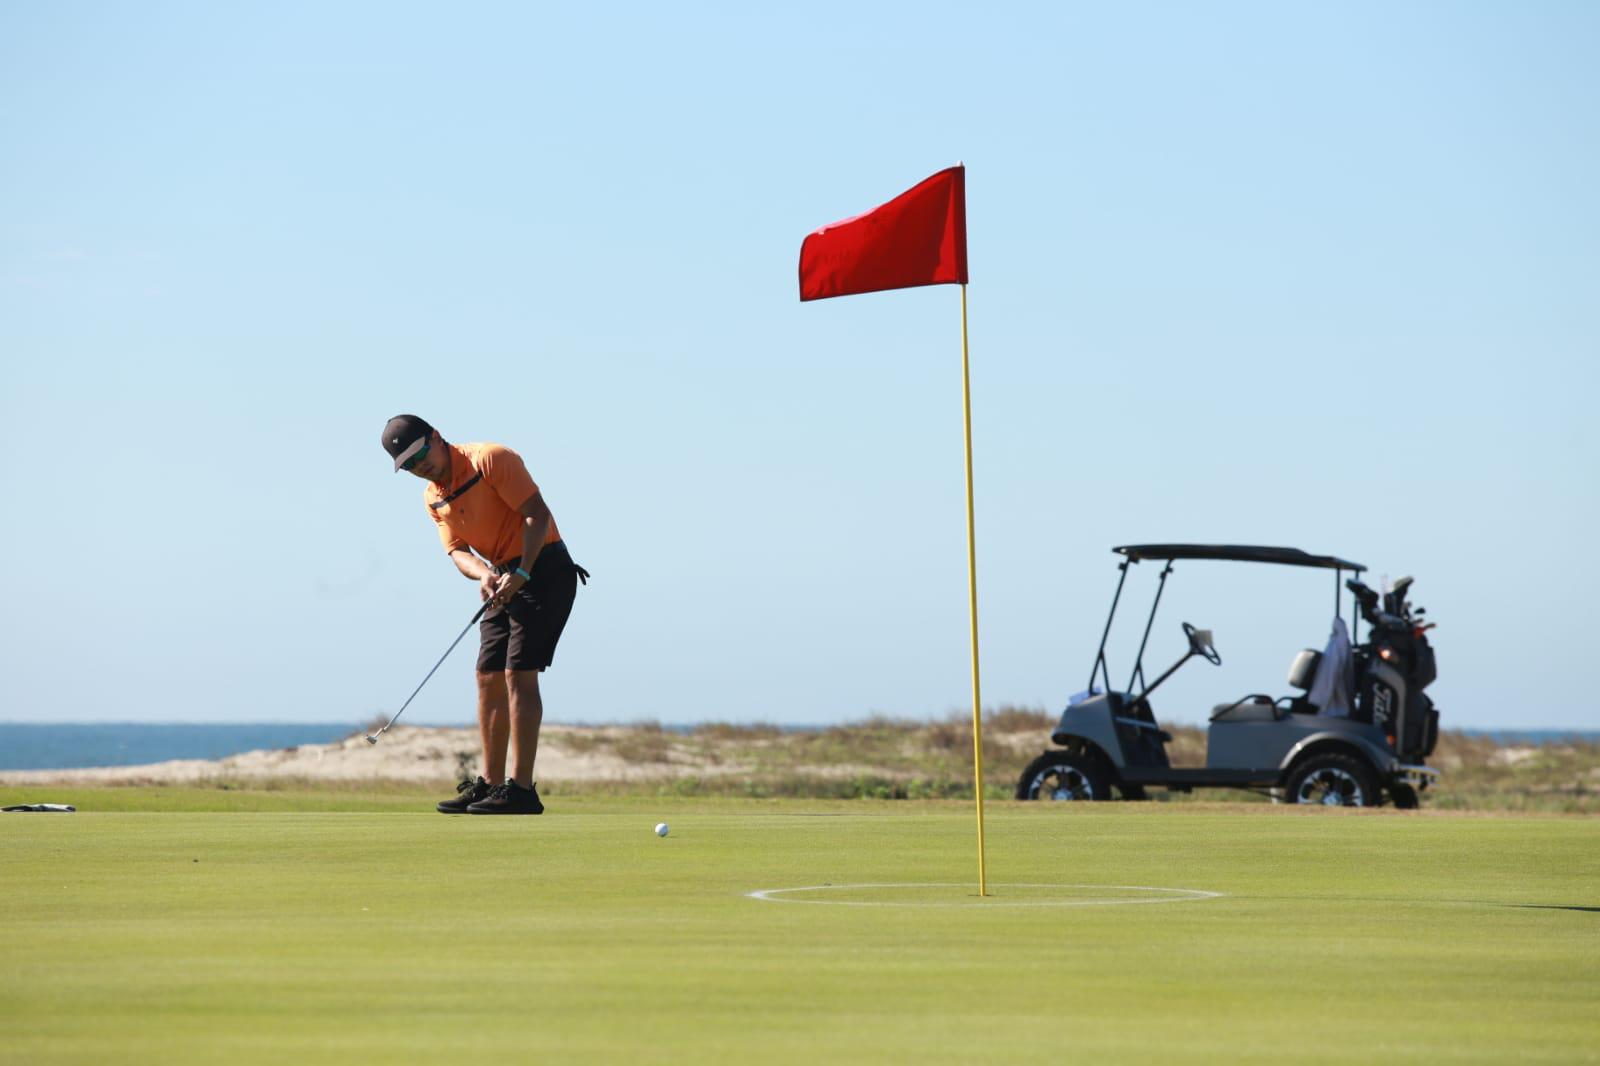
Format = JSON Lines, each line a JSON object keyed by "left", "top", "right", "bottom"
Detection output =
{"left": 0, "top": 725, "right": 729, "bottom": 786}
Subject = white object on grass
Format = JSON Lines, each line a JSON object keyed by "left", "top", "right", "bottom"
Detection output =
{"left": 654, "top": 822, "right": 669, "bottom": 837}
{"left": 745, "top": 883, "right": 1224, "bottom": 908}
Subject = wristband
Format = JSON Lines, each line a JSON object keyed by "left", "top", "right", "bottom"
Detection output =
{"left": 513, "top": 567, "right": 532, "bottom": 581}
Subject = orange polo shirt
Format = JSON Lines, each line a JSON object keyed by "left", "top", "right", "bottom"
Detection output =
{"left": 425, "top": 441, "right": 561, "bottom": 567}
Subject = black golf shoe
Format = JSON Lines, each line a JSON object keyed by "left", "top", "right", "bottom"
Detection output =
{"left": 436, "top": 776, "right": 493, "bottom": 814}
{"left": 467, "top": 779, "right": 544, "bottom": 815}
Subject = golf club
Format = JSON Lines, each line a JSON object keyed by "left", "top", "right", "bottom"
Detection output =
{"left": 365, "top": 599, "right": 494, "bottom": 744}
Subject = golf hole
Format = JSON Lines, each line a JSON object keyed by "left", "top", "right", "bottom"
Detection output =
{"left": 745, "top": 883, "right": 1223, "bottom": 908}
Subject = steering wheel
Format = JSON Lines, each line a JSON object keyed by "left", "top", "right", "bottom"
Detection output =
{"left": 1183, "top": 622, "right": 1222, "bottom": 666}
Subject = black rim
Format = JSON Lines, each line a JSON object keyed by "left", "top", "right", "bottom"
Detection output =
{"left": 1030, "top": 765, "right": 1095, "bottom": 801}
{"left": 1294, "top": 767, "right": 1366, "bottom": 806}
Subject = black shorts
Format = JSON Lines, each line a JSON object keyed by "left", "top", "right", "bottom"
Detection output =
{"left": 477, "top": 541, "right": 582, "bottom": 673}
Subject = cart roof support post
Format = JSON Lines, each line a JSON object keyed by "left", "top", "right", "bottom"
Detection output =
{"left": 1088, "top": 559, "right": 1131, "bottom": 696}
{"left": 1127, "top": 560, "right": 1175, "bottom": 694}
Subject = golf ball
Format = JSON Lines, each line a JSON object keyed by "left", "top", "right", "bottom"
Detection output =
{"left": 654, "top": 822, "right": 669, "bottom": 837}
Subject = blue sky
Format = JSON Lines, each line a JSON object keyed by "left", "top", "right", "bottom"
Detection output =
{"left": 1, "top": 1, "right": 1595, "bottom": 730}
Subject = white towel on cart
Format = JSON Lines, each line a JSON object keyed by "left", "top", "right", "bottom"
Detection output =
{"left": 1310, "top": 617, "right": 1353, "bottom": 717}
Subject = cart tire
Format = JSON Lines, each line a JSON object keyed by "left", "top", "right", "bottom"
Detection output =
{"left": 1283, "top": 752, "right": 1382, "bottom": 808}
{"left": 1016, "top": 751, "right": 1112, "bottom": 801}
{"left": 1389, "top": 783, "right": 1420, "bottom": 809}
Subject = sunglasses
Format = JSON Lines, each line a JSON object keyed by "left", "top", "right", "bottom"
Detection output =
{"left": 400, "top": 442, "right": 431, "bottom": 472}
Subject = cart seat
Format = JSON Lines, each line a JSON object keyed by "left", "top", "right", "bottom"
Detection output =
{"left": 1287, "top": 648, "right": 1322, "bottom": 691}
{"left": 1211, "top": 697, "right": 1279, "bottom": 723}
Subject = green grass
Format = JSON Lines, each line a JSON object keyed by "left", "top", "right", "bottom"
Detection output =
{"left": 2, "top": 791, "right": 1598, "bottom": 1064}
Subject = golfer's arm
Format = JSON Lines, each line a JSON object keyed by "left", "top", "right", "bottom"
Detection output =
{"left": 517, "top": 493, "right": 553, "bottom": 568}
{"left": 449, "top": 550, "right": 492, "bottom": 581}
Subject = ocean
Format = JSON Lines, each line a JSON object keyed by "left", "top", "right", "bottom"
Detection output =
{"left": 0, "top": 722, "right": 1596, "bottom": 772}
{"left": 0, "top": 723, "right": 361, "bottom": 772}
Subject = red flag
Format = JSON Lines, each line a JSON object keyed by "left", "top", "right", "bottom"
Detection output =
{"left": 799, "top": 166, "right": 968, "bottom": 301}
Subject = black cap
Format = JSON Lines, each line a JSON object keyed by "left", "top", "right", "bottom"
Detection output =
{"left": 381, "top": 414, "right": 435, "bottom": 471}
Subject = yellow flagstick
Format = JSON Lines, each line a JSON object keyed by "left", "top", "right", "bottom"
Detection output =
{"left": 959, "top": 281, "right": 989, "bottom": 897}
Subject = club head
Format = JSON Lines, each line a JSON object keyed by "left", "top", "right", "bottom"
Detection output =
{"left": 364, "top": 734, "right": 378, "bottom": 745}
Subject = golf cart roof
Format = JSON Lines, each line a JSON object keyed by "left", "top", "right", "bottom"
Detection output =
{"left": 1113, "top": 544, "right": 1366, "bottom": 572}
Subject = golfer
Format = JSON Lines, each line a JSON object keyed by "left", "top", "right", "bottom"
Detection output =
{"left": 381, "top": 414, "right": 586, "bottom": 815}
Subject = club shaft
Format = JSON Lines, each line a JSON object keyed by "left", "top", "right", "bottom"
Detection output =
{"left": 373, "top": 601, "right": 490, "bottom": 737}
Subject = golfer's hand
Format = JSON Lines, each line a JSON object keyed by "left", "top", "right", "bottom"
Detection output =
{"left": 489, "top": 571, "right": 527, "bottom": 608}
{"left": 479, "top": 574, "right": 497, "bottom": 604}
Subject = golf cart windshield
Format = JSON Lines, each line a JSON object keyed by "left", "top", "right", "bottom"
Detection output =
{"left": 1091, "top": 544, "right": 1367, "bottom": 698}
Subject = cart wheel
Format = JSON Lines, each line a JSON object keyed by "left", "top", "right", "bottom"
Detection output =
{"left": 1283, "top": 753, "right": 1381, "bottom": 808}
{"left": 1015, "top": 751, "right": 1112, "bottom": 801}
{"left": 1389, "top": 783, "right": 1420, "bottom": 809}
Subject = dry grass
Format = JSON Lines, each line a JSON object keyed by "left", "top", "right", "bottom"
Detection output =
{"left": 63, "top": 714, "right": 1593, "bottom": 812}
{"left": 691, "top": 722, "right": 785, "bottom": 741}
{"left": 1427, "top": 731, "right": 1600, "bottom": 813}
{"left": 531, "top": 715, "right": 1598, "bottom": 812}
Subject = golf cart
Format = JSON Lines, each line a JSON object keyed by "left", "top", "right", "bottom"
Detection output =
{"left": 1017, "top": 545, "right": 1441, "bottom": 808}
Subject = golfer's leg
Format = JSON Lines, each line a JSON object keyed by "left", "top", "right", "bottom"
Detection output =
{"left": 476, "top": 671, "right": 511, "bottom": 785}
{"left": 506, "top": 670, "right": 542, "bottom": 788}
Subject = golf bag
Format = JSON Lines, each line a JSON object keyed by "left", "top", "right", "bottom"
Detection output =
{"left": 1347, "top": 577, "right": 1439, "bottom": 762}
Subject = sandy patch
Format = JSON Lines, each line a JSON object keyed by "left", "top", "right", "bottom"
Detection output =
{"left": 1489, "top": 746, "right": 1539, "bottom": 768}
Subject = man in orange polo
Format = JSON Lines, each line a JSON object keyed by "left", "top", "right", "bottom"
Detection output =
{"left": 381, "top": 414, "right": 585, "bottom": 815}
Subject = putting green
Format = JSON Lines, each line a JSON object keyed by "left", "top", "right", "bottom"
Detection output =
{"left": 1, "top": 793, "right": 1597, "bottom": 1064}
